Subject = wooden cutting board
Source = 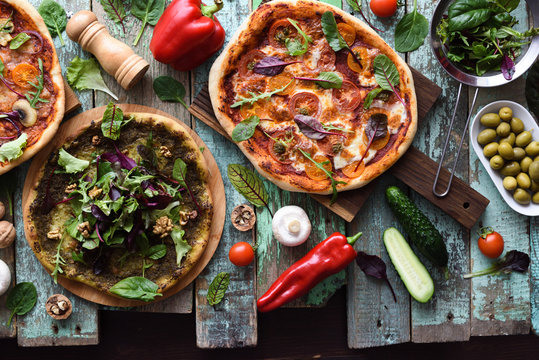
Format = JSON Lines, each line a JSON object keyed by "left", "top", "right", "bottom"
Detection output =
{"left": 21, "top": 104, "right": 226, "bottom": 307}
{"left": 189, "top": 68, "right": 489, "bottom": 229}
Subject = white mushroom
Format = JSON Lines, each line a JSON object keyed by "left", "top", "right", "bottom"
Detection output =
{"left": 12, "top": 99, "right": 37, "bottom": 127}
{"left": 272, "top": 205, "right": 311, "bottom": 247}
{"left": 0, "top": 259, "right": 11, "bottom": 296}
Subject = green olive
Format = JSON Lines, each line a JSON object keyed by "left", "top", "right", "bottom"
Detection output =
{"left": 510, "top": 117, "right": 525, "bottom": 134}
{"left": 499, "top": 107, "right": 513, "bottom": 121}
{"left": 480, "top": 113, "right": 501, "bottom": 128}
{"left": 532, "top": 180, "right": 539, "bottom": 192}
{"left": 498, "top": 142, "right": 514, "bottom": 160}
{"left": 533, "top": 192, "right": 539, "bottom": 204}
{"left": 496, "top": 122, "right": 511, "bottom": 137}
{"left": 500, "top": 161, "right": 521, "bottom": 176}
{"left": 515, "top": 131, "right": 532, "bottom": 148}
{"left": 529, "top": 161, "right": 539, "bottom": 182}
{"left": 502, "top": 176, "right": 517, "bottom": 191}
{"left": 490, "top": 155, "right": 505, "bottom": 170}
{"left": 525, "top": 141, "right": 539, "bottom": 157}
{"left": 513, "top": 147, "right": 526, "bottom": 161}
{"left": 535, "top": 155, "right": 539, "bottom": 162}
{"left": 483, "top": 142, "right": 499, "bottom": 158}
{"left": 516, "top": 172, "right": 531, "bottom": 189}
{"left": 477, "top": 129, "right": 497, "bottom": 145}
{"left": 521, "top": 157, "right": 533, "bottom": 173}
{"left": 513, "top": 188, "right": 531, "bottom": 205}
{"left": 499, "top": 132, "right": 516, "bottom": 146}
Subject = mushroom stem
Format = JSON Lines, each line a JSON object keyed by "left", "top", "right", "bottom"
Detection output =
{"left": 347, "top": 232, "right": 362, "bottom": 246}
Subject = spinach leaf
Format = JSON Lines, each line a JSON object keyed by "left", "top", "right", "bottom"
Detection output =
{"left": 448, "top": 0, "right": 491, "bottom": 32}
{"left": 227, "top": 164, "right": 272, "bottom": 215}
{"left": 394, "top": 0, "right": 429, "bottom": 52}
{"left": 131, "top": 0, "right": 165, "bottom": 46}
{"left": 99, "top": 0, "right": 127, "bottom": 34}
{"left": 285, "top": 18, "right": 312, "bottom": 56}
{"left": 153, "top": 76, "right": 188, "bottom": 110}
{"left": 37, "top": 0, "right": 67, "bottom": 46}
{"left": 101, "top": 102, "right": 129, "bottom": 140}
{"left": 298, "top": 149, "right": 346, "bottom": 204}
{"left": 232, "top": 115, "right": 260, "bottom": 142}
{"left": 525, "top": 60, "right": 539, "bottom": 119}
{"left": 293, "top": 72, "right": 343, "bottom": 89}
{"left": 294, "top": 115, "right": 344, "bottom": 140}
{"left": 207, "top": 272, "right": 230, "bottom": 306}
{"left": 253, "top": 57, "right": 300, "bottom": 76}
{"left": 9, "top": 32, "right": 31, "bottom": 50}
{"left": 109, "top": 276, "right": 162, "bottom": 302}
{"left": 6, "top": 282, "right": 37, "bottom": 326}
{"left": 0, "top": 133, "right": 27, "bottom": 162}
{"left": 66, "top": 56, "right": 118, "bottom": 100}
{"left": 372, "top": 55, "right": 405, "bottom": 106}
{"left": 58, "top": 148, "right": 90, "bottom": 174}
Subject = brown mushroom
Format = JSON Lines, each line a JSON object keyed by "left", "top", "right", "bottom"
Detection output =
{"left": 0, "top": 220, "right": 15, "bottom": 248}
{"left": 46, "top": 294, "right": 72, "bottom": 320}
{"left": 231, "top": 204, "right": 256, "bottom": 231}
{"left": 0, "top": 201, "right": 5, "bottom": 220}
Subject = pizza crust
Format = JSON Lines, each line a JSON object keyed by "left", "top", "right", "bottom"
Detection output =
{"left": 0, "top": 0, "right": 65, "bottom": 175}
{"left": 209, "top": 0, "right": 417, "bottom": 195}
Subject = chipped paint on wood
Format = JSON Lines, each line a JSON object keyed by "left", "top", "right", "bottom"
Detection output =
{"left": 531, "top": 216, "right": 539, "bottom": 335}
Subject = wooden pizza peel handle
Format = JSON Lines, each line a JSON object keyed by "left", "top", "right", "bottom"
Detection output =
{"left": 66, "top": 11, "right": 149, "bottom": 90}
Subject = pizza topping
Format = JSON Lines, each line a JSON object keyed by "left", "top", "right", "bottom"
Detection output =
{"left": 153, "top": 216, "right": 174, "bottom": 238}
{"left": 336, "top": 23, "right": 356, "bottom": 46}
{"left": 159, "top": 145, "right": 173, "bottom": 158}
{"left": 347, "top": 46, "right": 372, "bottom": 75}
{"left": 12, "top": 30, "right": 44, "bottom": 54}
{"left": 354, "top": 113, "right": 388, "bottom": 171}
{"left": 232, "top": 115, "right": 260, "bottom": 142}
{"left": 283, "top": 18, "right": 313, "bottom": 56}
{"left": 76, "top": 221, "right": 91, "bottom": 238}
{"left": 25, "top": 59, "right": 48, "bottom": 108}
{"left": 267, "top": 130, "right": 298, "bottom": 164}
{"left": 239, "top": 50, "right": 266, "bottom": 79}
{"left": 289, "top": 92, "right": 321, "bottom": 118}
{"left": 65, "top": 183, "right": 77, "bottom": 194}
{"left": 332, "top": 80, "right": 362, "bottom": 112}
{"left": 269, "top": 19, "right": 300, "bottom": 49}
{"left": 11, "top": 63, "right": 37, "bottom": 89}
{"left": 0, "top": 17, "right": 13, "bottom": 47}
{"left": 179, "top": 210, "right": 198, "bottom": 226}
{"left": 370, "top": 54, "right": 406, "bottom": 107}
{"left": 9, "top": 33, "right": 30, "bottom": 50}
{"left": 46, "top": 228, "right": 62, "bottom": 240}
{"left": 293, "top": 71, "right": 343, "bottom": 89}
{"left": 268, "top": 96, "right": 293, "bottom": 122}
{"left": 321, "top": 11, "right": 363, "bottom": 69}
{"left": 12, "top": 99, "right": 36, "bottom": 127}
{"left": 232, "top": 80, "right": 292, "bottom": 108}
{"left": 57, "top": 148, "right": 89, "bottom": 174}
{"left": 252, "top": 56, "right": 301, "bottom": 76}
{"left": 299, "top": 148, "right": 346, "bottom": 204}
{"left": 0, "top": 132, "right": 27, "bottom": 162}
{"left": 267, "top": 72, "right": 296, "bottom": 95}
{"left": 294, "top": 114, "right": 344, "bottom": 140}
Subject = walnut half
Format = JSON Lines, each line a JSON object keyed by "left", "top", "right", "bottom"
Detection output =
{"left": 231, "top": 204, "right": 256, "bottom": 231}
{"left": 46, "top": 294, "right": 72, "bottom": 320}
{"left": 0, "top": 221, "right": 16, "bottom": 248}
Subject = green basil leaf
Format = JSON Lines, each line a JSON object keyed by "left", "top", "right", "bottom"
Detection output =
{"left": 66, "top": 56, "right": 118, "bottom": 100}
{"left": 6, "top": 282, "right": 37, "bottom": 326}
{"left": 99, "top": 0, "right": 127, "bottom": 33}
{"left": 58, "top": 148, "right": 90, "bottom": 174}
{"left": 448, "top": 0, "right": 491, "bottom": 32}
{"left": 101, "top": 102, "right": 128, "bottom": 140}
{"left": 394, "top": 0, "right": 429, "bottom": 53}
{"left": 131, "top": 0, "right": 165, "bottom": 46}
{"left": 109, "top": 276, "right": 163, "bottom": 302}
{"left": 525, "top": 60, "right": 539, "bottom": 119}
{"left": 37, "top": 0, "right": 67, "bottom": 46}
{"left": 363, "top": 87, "right": 383, "bottom": 109}
{"left": 207, "top": 272, "right": 230, "bottom": 306}
{"left": 9, "top": 32, "right": 31, "bottom": 50}
{"left": 321, "top": 11, "right": 349, "bottom": 53}
{"left": 147, "top": 244, "right": 167, "bottom": 260}
{"left": 153, "top": 76, "right": 188, "bottom": 109}
{"left": 170, "top": 228, "right": 191, "bottom": 266}
{"left": 0, "top": 133, "right": 27, "bottom": 162}
{"left": 227, "top": 164, "right": 270, "bottom": 208}
{"left": 315, "top": 71, "right": 342, "bottom": 89}
{"left": 231, "top": 115, "right": 260, "bottom": 142}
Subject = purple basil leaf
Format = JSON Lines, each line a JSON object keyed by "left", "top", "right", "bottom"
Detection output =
{"left": 501, "top": 54, "right": 515, "bottom": 80}
{"left": 356, "top": 251, "right": 397, "bottom": 303}
{"left": 294, "top": 114, "right": 343, "bottom": 140}
{"left": 109, "top": 186, "right": 121, "bottom": 201}
{"left": 91, "top": 204, "right": 110, "bottom": 223}
{"left": 100, "top": 144, "right": 137, "bottom": 170}
{"left": 365, "top": 113, "right": 388, "bottom": 141}
{"left": 253, "top": 56, "right": 300, "bottom": 76}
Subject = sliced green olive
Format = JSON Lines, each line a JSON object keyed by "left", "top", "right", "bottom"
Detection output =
{"left": 480, "top": 113, "right": 501, "bottom": 128}
{"left": 515, "top": 131, "right": 532, "bottom": 148}
{"left": 500, "top": 161, "right": 520, "bottom": 176}
{"left": 512, "top": 147, "right": 526, "bottom": 161}
{"left": 490, "top": 155, "right": 505, "bottom": 170}
{"left": 496, "top": 122, "right": 511, "bottom": 137}
{"left": 483, "top": 142, "right": 499, "bottom": 158}
{"left": 498, "top": 107, "right": 513, "bottom": 121}
{"left": 516, "top": 172, "right": 531, "bottom": 189}
{"left": 513, "top": 188, "right": 531, "bottom": 205}
{"left": 498, "top": 142, "right": 514, "bottom": 160}
{"left": 529, "top": 161, "right": 539, "bottom": 182}
{"left": 510, "top": 117, "right": 524, "bottom": 134}
{"left": 521, "top": 157, "right": 533, "bottom": 173}
{"left": 499, "top": 132, "right": 516, "bottom": 146}
{"left": 477, "top": 129, "right": 497, "bottom": 145}
{"left": 525, "top": 141, "right": 539, "bottom": 157}
{"left": 533, "top": 191, "right": 539, "bottom": 204}
{"left": 502, "top": 176, "right": 517, "bottom": 191}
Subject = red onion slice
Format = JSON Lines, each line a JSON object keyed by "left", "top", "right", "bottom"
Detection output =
{"left": 20, "top": 30, "right": 43, "bottom": 54}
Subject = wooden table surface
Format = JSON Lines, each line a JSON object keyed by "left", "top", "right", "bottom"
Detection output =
{"left": 0, "top": 0, "right": 538, "bottom": 350}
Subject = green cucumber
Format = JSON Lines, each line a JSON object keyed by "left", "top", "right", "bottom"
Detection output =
{"left": 385, "top": 186, "right": 448, "bottom": 269}
{"left": 383, "top": 227, "right": 434, "bottom": 303}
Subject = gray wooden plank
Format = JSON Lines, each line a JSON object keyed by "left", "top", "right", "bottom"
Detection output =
{"left": 531, "top": 216, "right": 539, "bottom": 335}
{"left": 0, "top": 172, "right": 16, "bottom": 338}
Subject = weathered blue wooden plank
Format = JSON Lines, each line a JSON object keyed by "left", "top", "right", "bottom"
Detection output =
{"left": 0, "top": 172, "right": 16, "bottom": 338}
{"left": 531, "top": 216, "right": 539, "bottom": 335}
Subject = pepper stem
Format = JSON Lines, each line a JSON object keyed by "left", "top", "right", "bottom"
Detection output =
{"left": 347, "top": 232, "right": 362, "bottom": 245}
{"left": 201, "top": 0, "right": 224, "bottom": 19}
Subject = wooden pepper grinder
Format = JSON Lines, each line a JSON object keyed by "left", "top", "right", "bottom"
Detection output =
{"left": 66, "top": 11, "right": 149, "bottom": 90}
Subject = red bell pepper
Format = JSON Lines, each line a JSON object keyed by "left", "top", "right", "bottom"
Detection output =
{"left": 257, "top": 231, "right": 362, "bottom": 312}
{"left": 150, "top": 0, "right": 226, "bottom": 71}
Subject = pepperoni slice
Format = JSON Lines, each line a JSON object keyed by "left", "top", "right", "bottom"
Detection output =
{"left": 332, "top": 81, "right": 362, "bottom": 112}
{"left": 239, "top": 50, "right": 266, "bottom": 79}
{"left": 267, "top": 131, "right": 300, "bottom": 164}
{"left": 305, "top": 155, "right": 332, "bottom": 180}
{"left": 288, "top": 92, "right": 321, "bottom": 118}
{"left": 269, "top": 19, "right": 299, "bottom": 49}
{"left": 337, "top": 23, "right": 356, "bottom": 46}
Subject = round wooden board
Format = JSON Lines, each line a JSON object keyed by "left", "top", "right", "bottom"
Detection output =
{"left": 22, "top": 104, "right": 226, "bottom": 307}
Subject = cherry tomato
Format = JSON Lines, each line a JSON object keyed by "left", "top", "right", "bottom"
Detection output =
{"left": 269, "top": 19, "right": 299, "bottom": 48}
{"left": 337, "top": 23, "right": 356, "bottom": 46}
{"left": 11, "top": 63, "right": 38, "bottom": 89}
{"left": 288, "top": 92, "right": 321, "bottom": 117}
{"left": 228, "top": 242, "right": 255, "bottom": 266}
{"left": 268, "top": 130, "right": 299, "bottom": 164}
{"left": 477, "top": 227, "right": 504, "bottom": 259}
{"left": 305, "top": 154, "right": 332, "bottom": 180}
{"left": 370, "top": 0, "right": 398, "bottom": 18}
{"left": 238, "top": 50, "right": 265, "bottom": 79}
{"left": 268, "top": 72, "right": 296, "bottom": 95}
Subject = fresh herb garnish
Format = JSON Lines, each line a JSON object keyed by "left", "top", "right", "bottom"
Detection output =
{"left": 131, "top": 0, "right": 166, "bottom": 46}
{"left": 231, "top": 80, "right": 293, "bottom": 108}
{"left": 293, "top": 71, "right": 343, "bottom": 89}
{"left": 363, "top": 87, "right": 383, "bottom": 109}
{"left": 58, "top": 148, "right": 90, "bottom": 174}
{"left": 366, "top": 54, "right": 405, "bottom": 107}
{"left": 346, "top": 0, "right": 383, "bottom": 32}
{"left": 394, "top": 0, "right": 428, "bottom": 52}
{"left": 37, "top": 0, "right": 67, "bottom": 46}
{"left": 227, "top": 164, "right": 273, "bottom": 216}
{"left": 354, "top": 113, "right": 388, "bottom": 172}
{"left": 284, "top": 18, "right": 312, "bottom": 56}
{"left": 99, "top": 0, "right": 127, "bottom": 34}
{"left": 9, "top": 32, "right": 31, "bottom": 50}
{"left": 51, "top": 233, "right": 66, "bottom": 283}
{"left": 6, "top": 282, "right": 37, "bottom": 326}
{"left": 25, "top": 59, "right": 49, "bottom": 108}
{"left": 525, "top": 59, "right": 539, "bottom": 119}
{"left": 66, "top": 56, "right": 118, "bottom": 100}
{"left": 207, "top": 272, "right": 230, "bottom": 306}
{"left": 253, "top": 56, "right": 301, "bottom": 76}
{"left": 294, "top": 115, "right": 345, "bottom": 140}
{"left": 153, "top": 76, "right": 189, "bottom": 110}
{"left": 101, "top": 102, "right": 131, "bottom": 140}
{"left": 322, "top": 124, "right": 354, "bottom": 133}
{"left": 0, "top": 133, "right": 27, "bottom": 162}
{"left": 321, "top": 11, "right": 362, "bottom": 69}
{"left": 298, "top": 149, "right": 346, "bottom": 204}
{"left": 463, "top": 250, "right": 530, "bottom": 279}
{"left": 355, "top": 251, "right": 397, "bottom": 303}
{"left": 0, "top": 14, "right": 14, "bottom": 34}
{"left": 172, "top": 158, "right": 202, "bottom": 213}
{"left": 109, "top": 276, "right": 163, "bottom": 302}
{"left": 170, "top": 228, "right": 191, "bottom": 266}
{"left": 231, "top": 115, "right": 260, "bottom": 142}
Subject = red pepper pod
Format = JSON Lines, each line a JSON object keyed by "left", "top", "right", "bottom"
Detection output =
{"left": 149, "top": 0, "right": 226, "bottom": 71}
{"left": 257, "top": 232, "right": 362, "bottom": 312}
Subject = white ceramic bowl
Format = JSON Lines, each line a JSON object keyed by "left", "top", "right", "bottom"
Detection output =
{"left": 470, "top": 100, "right": 539, "bottom": 216}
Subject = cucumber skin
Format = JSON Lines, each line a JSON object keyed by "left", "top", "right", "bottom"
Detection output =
{"left": 385, "top": 186, "right": 448, "bottom": 268}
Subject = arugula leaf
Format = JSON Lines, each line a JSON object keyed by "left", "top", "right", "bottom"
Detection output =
{"left": 101, "top": 102, "right": 130, "bottom": 140}
{"left": 153, "top": 76, "right": 188, "bottom": 109}
{"left": 109, "top": 276, "right": 163, "bottom": 302}
{"left": 170, "top": 228, "right": 191, "bottom": 266}
{"left": 131, "top": 0, "right": 165, "bottom": 46}
{"left": 394, "top": 0, "right": 429, "bottom": 52}
{"left": 37, "top": 0, "right": 66, "bottom": 46}
{"left": 50, "top": 233, "right": 67, "bottom": 284}
{"left": 373, "top": 55, "right": 405, "bottom": 107}
{"left": 285, "top": 18, "right": 312, "bottom": 56}
{"left": 9, "top": 32, "right": 31, "bottom": 50}
{"left": 363, "top": 87, "right": 383, "bottom": 109}
{"left": 231, "top": 80, "right": 292, "bottom": 108}
{"left": 231, "top": 115, "right": 260, "bottom": 142}
{"left": 525, "top": 59, "right": 539, "bottom": 119}
{"left": 66, "top": 56, "right": 118, "bottom": 100}
{"left": 0, "top": 133, "right": 27, "bottom": 162}
{"left": 207, "top": 272, "right": 230, "bottom": 306}
{"left": 294, "top": 72, "right": 343, "bottom": 89}
{"left": 99, "top": 0, "right": 127, "bottom": 34}
{"left": 227, "top": 164, "right": 272, "bottom": 215}
{"left": 6, "top": 282, "right": 37, "bottom": 326}
{"left": 58, "top": 148, "right": 90, "bottom": 174}
{"left": 25, "top": 59, "right": 49, "bottom": 108}
{"left": 298, "top": 149, "right": 346, "bottom": 204}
